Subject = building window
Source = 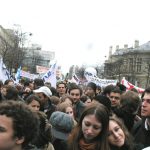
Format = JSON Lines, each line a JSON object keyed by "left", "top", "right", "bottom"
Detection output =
{"left": 137, "top": 58, "right": 142, "bottom": 72}
{"left": 129, "top": 58, "right": 133, "bottom": 72}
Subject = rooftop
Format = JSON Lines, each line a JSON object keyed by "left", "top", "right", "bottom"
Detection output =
{"left": 113, "top": 41, "right": 150, "bottom": 56}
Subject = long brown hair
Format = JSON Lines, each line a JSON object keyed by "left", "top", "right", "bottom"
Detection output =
{"left": 109, "top": 116, "right": 134, "bottom": 150}
{"left": 68, "top": 103, "right": 110, "bottom": 150}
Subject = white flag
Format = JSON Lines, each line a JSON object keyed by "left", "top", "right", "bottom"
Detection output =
{"left": 0, "top": 57, "right": 10, "bottom": 83}
{"left": 15, "top": 66, "right": 21, "bottom": 83}
{"left": 42, "top": 62, "right": 57, "bottom": 88}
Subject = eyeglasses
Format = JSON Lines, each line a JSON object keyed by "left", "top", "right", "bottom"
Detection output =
{"left": 142, "top": 99, "right": 150, "bottom": 104}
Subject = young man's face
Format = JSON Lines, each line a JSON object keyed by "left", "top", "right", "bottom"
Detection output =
{"left": 109, "top": 92, "right": 121, "bottom": 107}
{"left": 0, "top": 115, "right": 23, "bottom": 150}
{"left": 141, "top": 93, "right": 150, "bottom": 117}
{"left": 57, "top": 83, "right": 66, "bottom": 96}
{"left": 85, "top": 87, "right": 95, "bottom": 97}
{"left": 70, "top": 89, "right": 81, "bottom": 103}
{"left": 35, "top": 93, "right": 47, "bottom": 105}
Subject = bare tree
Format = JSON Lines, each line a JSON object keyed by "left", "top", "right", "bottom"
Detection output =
{"left": 0, "top": 26, "right": 27, "bottom": 74}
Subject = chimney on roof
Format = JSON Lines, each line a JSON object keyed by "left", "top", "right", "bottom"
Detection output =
{"left": 134, "top": 40, "right": 139, "bottom": 48}
{"left": 116, "top": 45, "right": 119, "bottom": 50}
{"left": 124, "top": 44, "right": 128, "bottom": 49}
{"left": 109, "top": 46, "right": 112, "bottom": 57}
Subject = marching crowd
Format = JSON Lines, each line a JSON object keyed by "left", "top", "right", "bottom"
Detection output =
{"left": 0, "top": 78, "right": 150, "bottom": 150}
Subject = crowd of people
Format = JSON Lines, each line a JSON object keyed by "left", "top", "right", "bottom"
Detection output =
{"left": 0, "top": 78, "right": 150, "bottom": 150}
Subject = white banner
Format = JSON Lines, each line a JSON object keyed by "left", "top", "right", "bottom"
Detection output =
{"left": 84, "top": 73, "right": 118, "bottom": 87}
{"left": 36, "top": 65, "right": 49, "bottom": 74}
{"left": 20, "top": 70, "right": 39, "bottom": 80}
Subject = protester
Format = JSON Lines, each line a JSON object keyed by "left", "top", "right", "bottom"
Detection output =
{"left": 25, "top": 94, "right": 41, "bottom": 111}
{"left": 24, "top": 80, "right": 34, "bottom": 91}
{"left": 68, "top": 83, "right": 85, "bottom": 121}
{"left": 33, "top": 78, "right": 44, "bottom": 90}
{"left": 132, "top": 87, "right": 150, "bottom": 148}
{"left": 96, "top": 85, "right": 101, "bottom": 95}
{"left": 68, "top": 104, "right": 110, "bottom": 150}
{"left": 33, "top": 86, "right": 56, "bottom": 119}
{"left": 116, "top": 82, "right": 126, "bottom": 93}
{"left": 56, "top": 81, "right": 67, "bottom": 98}
{"left": 4, "top": 79, "right": 14, "bottom": 86}
{"left": 60, "top": 95, "right": 73, "bottom": 106}
{"left": 102, "top": 84, "right": 115, "bottom": 98}
{"left": 114, "top": 90, "right": 141, "bottom": 131}
{"left": 57, "top": 102, "right": 77, "bottom": 126}
{"left": 50, "top": 87, "right": 58, "bottom": 96}
{"left": 0, "top": 100, "right": 39, "bottom": 150}
{"left": 50, "top": 96, "right": 61, "bottom": 106}
{"left": 31, "top": 111, "right": 54, "bottom": 150}
{"left": 85, "top": 82, "right": 97, "bottom": 99}
{"left": 44, "top": 82, "right": 51, "bottom": 89}
{"left": 50, "top": 111, "right": 74, "bottom": 150}
{"left": 80, "top": 95, "right": 92, "bottom": 107}
{"left": 1, "top": 85, "right": 24, "bottom": 101}
{"left": 109, "top": 87, "right": 122, "bottom": 111}
{"left": 92, "top": 94, "right": 112, "bottom": 114}
{"left": 108, "top": 116, "right": 143, "bottom": 150}
{"left": 21, "top": 80, "right": 34, "bottom": 99}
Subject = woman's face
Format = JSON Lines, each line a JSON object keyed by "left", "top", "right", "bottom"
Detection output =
{"left": 82, "top": 114, "right": 102, "bottom": 142}
{"left": 66, "top": 106, "right": 74, "bottom": 118}
{"left": 28, "top": 100, "right": 40, "bottom": 111}
{"left": 108, "top": 120, "right": 125, "bottom": 147}
{"left": 84, "top": 98, "right": 92, "bottom": 106}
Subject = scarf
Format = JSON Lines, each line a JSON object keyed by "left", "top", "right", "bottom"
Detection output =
{"left": 79, "top": 139, "right": 97, "bottom": 150}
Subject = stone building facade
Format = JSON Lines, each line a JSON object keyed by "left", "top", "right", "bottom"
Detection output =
{"left": 104, "top": 40, "right": 150, "bottom": 88}
{"left": 22, "top": 44, "right": 55, "bottom": 73}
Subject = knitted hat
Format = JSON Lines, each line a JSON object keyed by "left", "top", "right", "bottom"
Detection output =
{"left": 49, "top": 111, "right": 74, "bottom": 140}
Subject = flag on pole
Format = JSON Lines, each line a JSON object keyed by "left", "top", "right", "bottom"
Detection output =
{"left": 15, "top": 66, "right": 21, "bottom": 83}
{"left": 0, "top": 57, "right": 10, "bottom": 83}
{"left": 42, "top": 62, "right": 57, "bottom": 88}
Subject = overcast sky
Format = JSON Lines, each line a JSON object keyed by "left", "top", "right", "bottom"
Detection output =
{"left": 1, "top": 0, "right": 150, "bottom": 73}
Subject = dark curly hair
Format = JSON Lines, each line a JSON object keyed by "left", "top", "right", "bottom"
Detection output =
{"left": 32, "top": 111, "right": 52, "bottom": 148}
{"left": 0, "top": 100, "right": 39, "bottom": 148}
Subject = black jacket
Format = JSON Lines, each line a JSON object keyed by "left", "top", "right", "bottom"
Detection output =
{"left": 52, "top": 139, "right": 68, "bottom": 150}
{"left": 110, "top": 143, "right": 143, "bottom": 150}
{"left": 113, "top": 108, "right": 136, "bottom": 131}
{"left": 132, "top": 118, "right": 150, "bottom": 148}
